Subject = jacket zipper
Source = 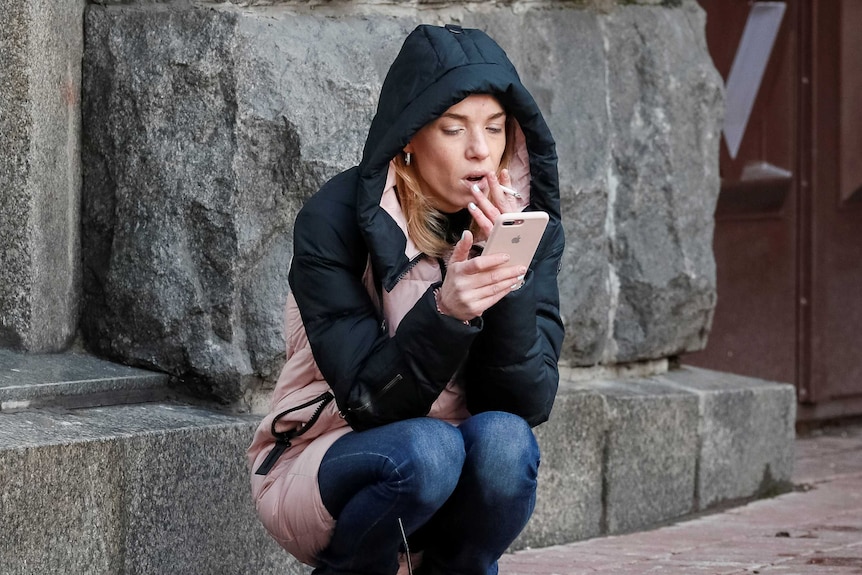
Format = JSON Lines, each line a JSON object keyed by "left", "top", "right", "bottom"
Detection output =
{"left": 384, "top": 254, "right": 425, "bottom": 292}
{"left": 345, "top": 374, "right": 403, "bottom": 415}
{"left": 255, "top": 391, "right": 334, "bottom": 476}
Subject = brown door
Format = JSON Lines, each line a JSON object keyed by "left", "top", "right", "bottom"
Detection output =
{"left": 686, "top": 0, "right": 862, "bottom": 422}
{"left": 804, "top": 0, "right": 862, "bottom": 420}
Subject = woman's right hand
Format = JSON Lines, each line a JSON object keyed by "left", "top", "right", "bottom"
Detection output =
{"left": 435, "top": 230, "right": 527, "bottom": 322}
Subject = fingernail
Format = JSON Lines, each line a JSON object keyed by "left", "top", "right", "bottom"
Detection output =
{"left": 461, "top": 230, "right": 468, "bottom": 241}
{"left": 468, "top": 202, "right": 478, "bottom": 211}
{"left": 517, "top": 274, "right": 525, "bottom": 281}
{"left": 472, "top": 184, "right": 481, "bottom": 194}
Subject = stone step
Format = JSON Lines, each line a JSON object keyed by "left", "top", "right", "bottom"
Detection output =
{"left": 0, "top": 402, "right": 293, "bottom": 575}
{"left": 0, "top": 365, "right": 797, "bottom": 574}
{"left": 522, "top": 364, "right": 796, "bottom": 548}
{"left": 0, "top": 349, "right": 170, "bottom": 411}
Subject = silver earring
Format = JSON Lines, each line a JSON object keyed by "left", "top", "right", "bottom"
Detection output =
{"left": 404, "top": 152, "right": 412, "bottom": 166}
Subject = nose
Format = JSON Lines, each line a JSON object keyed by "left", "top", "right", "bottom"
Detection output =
{"left": 466, "top": 130, "right": 490, "bottom": 161}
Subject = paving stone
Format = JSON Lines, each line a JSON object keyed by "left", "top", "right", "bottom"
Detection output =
{"left": 795, "top": 426, "right": 862, "bottom": 483}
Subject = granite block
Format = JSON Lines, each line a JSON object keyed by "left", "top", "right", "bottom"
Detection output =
{"left": 600, "top": 1, "right": 723, "bottom": 363}
{"left": 583, "top": 377, "right": 700, "bottom": 534}
{"left": 516, "top": 385, "right": 607, "bottom": 549}
{"left": 0, "top": 404, "right": 301, "bottom": 575}
{"left": 659, "top": 365, "right": 797, "bottom": 509}
{"left": 0, "top": 366, "right": 801, "bottom": 569}
{"left": 0, "top": 0, "right": 86, "bottom": 352}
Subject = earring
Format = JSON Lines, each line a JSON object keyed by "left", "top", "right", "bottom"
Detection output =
{"left": 404, "top": 152, "right": 412, "bottom": 166}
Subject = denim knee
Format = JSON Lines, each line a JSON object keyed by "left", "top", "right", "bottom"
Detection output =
{"left": 459, "top": 411, "right": 540, "bottom": 502}
{"left": 390, "top": 418, "right": 466, "bottom": 509}
{"left": 318, "top": 417, "right": 467, "bottom": 520}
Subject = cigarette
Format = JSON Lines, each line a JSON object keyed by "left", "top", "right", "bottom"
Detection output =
{"left": 501, "top": 185, "right": 522, "bottom": 199}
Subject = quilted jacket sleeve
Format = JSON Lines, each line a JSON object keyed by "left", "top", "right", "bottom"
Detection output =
{"left": 462, "top": 219, "right": 565, "bottom": 426}
{"left": 288, "top": 176, "right": 481, "bottom": 431}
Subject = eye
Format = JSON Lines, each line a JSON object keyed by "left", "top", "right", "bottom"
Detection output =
{"left": 486, "top": 125, "right": 504, "bottom": 134}
{"left": 442, "top": 127, "right": 463, "bottom": 136}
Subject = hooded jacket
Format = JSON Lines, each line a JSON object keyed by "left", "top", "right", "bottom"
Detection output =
{"left": 248, "top": 24, "right": 565, "bottom": 566}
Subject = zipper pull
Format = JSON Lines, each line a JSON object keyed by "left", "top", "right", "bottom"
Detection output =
{"left": 254, "top": 437, "right": 291, "bottom": 476}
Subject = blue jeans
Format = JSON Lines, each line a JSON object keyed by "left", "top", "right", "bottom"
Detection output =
{"left": 314, "top": 411, "right": 540, "bottom": 575}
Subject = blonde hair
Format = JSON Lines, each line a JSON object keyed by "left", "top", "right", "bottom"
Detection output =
{"left": 393, "top": 115, "right": 518, "bottom": 259}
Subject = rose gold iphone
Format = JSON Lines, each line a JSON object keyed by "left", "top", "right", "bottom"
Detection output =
{"left": 483, "top": 211, "right": 549, "bottom": 271}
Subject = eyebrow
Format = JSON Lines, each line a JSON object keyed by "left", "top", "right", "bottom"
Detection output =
{"left": 440, "top": 110, "right": 506, "bottom": 122}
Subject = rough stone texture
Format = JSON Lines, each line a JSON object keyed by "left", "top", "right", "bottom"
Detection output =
{"left": 90, "top": 0, "right": 684, "bottom": 7}
{"left": 581, "top": 376, "right": 700, "bottom": 535}
{"left": 0, "top": 0, "right": 85, "bottom": 352}
{"left": 660, "top": 365, "right": 797, "bottom": 509}
{"left": 81, "top": 6, "right": 384, "bottom": 404}
{"left": 81, "top": 2, "right": 723, "bottom": 404}
{"left": 517, "top": 385, "right": 606, "bottom": 549}
{"left": 0, "top": 0, "right": 30, "bottom": 350}
{"left": 601, "top": 2, "right": 723, "bottom": 363}
{"left": 469, "top": 9, "right": 615, "bottom": 366}
{"left": 0, "top": 404, "right": 302, "bottom": 575}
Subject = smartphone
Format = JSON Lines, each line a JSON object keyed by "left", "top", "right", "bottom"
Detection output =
{"left": 482, "top": 211, "right": 549, "bottom": 272}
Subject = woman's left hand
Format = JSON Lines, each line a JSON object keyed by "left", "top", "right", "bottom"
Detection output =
{"left": 467, "top": 169, "right": 521, "bottom": 242}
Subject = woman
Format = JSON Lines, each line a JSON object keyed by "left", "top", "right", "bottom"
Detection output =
{"left": 248, "top": 23, "right": 564, "bottom": 575}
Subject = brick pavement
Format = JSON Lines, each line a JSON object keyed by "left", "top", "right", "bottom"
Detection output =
{"left": 500, "top": 423, "right": 862, "bottom": 574}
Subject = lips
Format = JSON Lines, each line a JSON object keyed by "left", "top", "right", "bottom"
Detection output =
{"left": 465, "top": 172, "right": 488, "bottom": 186}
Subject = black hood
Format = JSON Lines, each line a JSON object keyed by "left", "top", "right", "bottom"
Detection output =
{"left": 358, "top": 24, "right": 560, "bottom": 292}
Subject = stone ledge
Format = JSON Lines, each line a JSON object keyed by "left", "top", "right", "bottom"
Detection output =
{"left": 0, "top": 365, "right": 796, "bottom": 573}
{"left": 657, "top": 365, "right": 797, "bottom": 508}
{"left": 0, "top": 403, "right": 296, "bottom": 575}
{"left": 521, "top": 365, "right": 796, "bottom": 547}
{"left": 0, "top": 349, "right": 169, "bottom": 412}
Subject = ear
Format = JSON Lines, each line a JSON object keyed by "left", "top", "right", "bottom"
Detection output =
{"left": 403, "top": 143, "right": 414, "bottom": 154}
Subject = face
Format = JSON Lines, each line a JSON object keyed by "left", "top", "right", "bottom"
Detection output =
{"left": 404, "top": 94, "right": 507, "bottom": 213}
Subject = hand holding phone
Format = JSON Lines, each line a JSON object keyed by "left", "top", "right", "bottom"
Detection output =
{"left": 482, "top": 212, "right": 548, "bottom": 286}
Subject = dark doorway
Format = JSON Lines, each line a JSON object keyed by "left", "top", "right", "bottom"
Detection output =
{"left": 685, "top": 0, "right": 862, "bottom": 422}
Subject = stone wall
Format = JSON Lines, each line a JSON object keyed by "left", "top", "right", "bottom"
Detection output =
{"left": 0, "top": 0, "right": 85, "bottom": 352}
{"left": 72, "top": 0, "right": 723, "bottom": 407}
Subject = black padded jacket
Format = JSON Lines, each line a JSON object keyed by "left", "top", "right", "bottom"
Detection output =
{"left": 287, "top": 24, "right": 565, "bottom": 431}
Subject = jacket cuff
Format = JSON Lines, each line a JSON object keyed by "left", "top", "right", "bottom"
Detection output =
{"left": 394, "top": 284, "right": 481, "bottom": 377}
{"left": 432, "top": 284, "right": 483, "bottom": 329}
{"left": 472, "top": 270, "right": 537, "bottom": 362}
